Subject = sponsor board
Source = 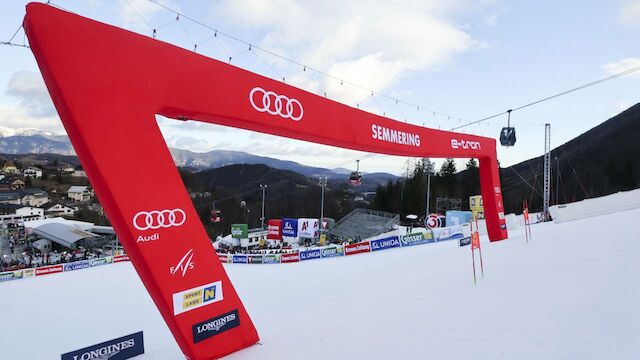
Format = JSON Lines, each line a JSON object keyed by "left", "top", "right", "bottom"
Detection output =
{"left": 262, "top": 254, "right": 280, "bottom": 264}
{"left": 172, "top": 280, "right": 224, "bottom": 316}
{"left": 459, "top": 237, "right": 472, "bottom": 247}
{"left": 248, "top": 255, "right": 263, "bottom": 264}
{"left": 61, "top": 331, "right": 144, "bottom": 360}
{"left": 370, "top": 237, "right": 401, "bottom": 251}
{"left": 297, "top": 218, "right": 319, "bottom": 239}
{"left": 400, "top": 232, "right": 434, "bottom": 247}
{"left": 232, "top": 255, "right": 248, "bottom": 264}
{"left": 64, "top": 260, "right": 91, "bottom": 272}
{"left": 0, "top": 270, "right": 22, "bottom": 282}
{"left": 113, "top": 255, "right": 130, "bottom": 263}
{"left": 344, "top": 242, "right": 371, "bottom": 256}
{"left": 300, "top": 249, "right": 322, "bottom": 261}
{"left": 192, "top": 309, "right": 240, "bottom": 344}
{"left": 321, "top": 246, "right": 343, "bottom": 258}
{"left": 432, "top": 226, "right": 464, "bottom": 242}
{"left": 267, "top": 219, "right": 283, "bottom": 240}
{"left": 280, "top": 252, "right": 300, "bottom": 263}
{"left": 281, "top": 218, "right": 298, "bottom": 237}
{"left": 90, "top": 257, "right": 112, "bottom": 267}
{"left": 231, "top": 224, "right": 248, "bottom": 239}
{"left": 217, "top": 254, "right": 229, "bottom": 263}
{"left": 35, "top": 264, "right": 63, "bottom": 276}
{"left": 23, "top": 268, "right": 35, "bottom": 278}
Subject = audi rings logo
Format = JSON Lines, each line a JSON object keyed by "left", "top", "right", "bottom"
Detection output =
{"left": 133, "top": 209, "right": 186, "bottom": 231}
{"left": 249, "top": 87, "right": 303, "bottom": 121}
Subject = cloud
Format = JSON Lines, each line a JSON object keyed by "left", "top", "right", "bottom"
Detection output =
{"left": 211, "top": 0, "right": 480, "bottom": 105}
{"left": 0, "top": 71, "right": 63, "bottom": 132}
{"left": 618, "top": 0, "right": 640, "bottom": 26}
{"left": 603, "top": 57, "right": 640, "bottom": 78}
{"left": 6, "top": 71, "right": 56, "bottom": 117}
{"left": 116, "top": 0, "right": 176, "bottom": 28}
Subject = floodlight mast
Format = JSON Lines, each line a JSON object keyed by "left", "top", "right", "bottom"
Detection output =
{"left": 24, "top": 3, "right": 508, "bottom": 359}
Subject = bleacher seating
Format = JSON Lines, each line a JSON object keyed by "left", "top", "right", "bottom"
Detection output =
{"left": 328, "top": 208, "right": 399, "bottom": 242}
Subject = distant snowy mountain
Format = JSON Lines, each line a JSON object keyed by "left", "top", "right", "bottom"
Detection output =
{"left": 0, "top": 126, "right": 398, "bottom": 183}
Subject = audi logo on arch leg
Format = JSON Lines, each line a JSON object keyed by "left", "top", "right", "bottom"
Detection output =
{"left": 249, "top": 87, "right": 303, "bottom": 121}
{"left": 133, "top": 209, "right": 187, "bottom": 230}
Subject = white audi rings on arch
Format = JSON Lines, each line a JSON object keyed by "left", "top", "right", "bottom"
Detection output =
{"left": 133, "top": 209, "right": 187, "bottom": 231}
{"left": 249, "top": 87, "right": 304, "bottom": 121}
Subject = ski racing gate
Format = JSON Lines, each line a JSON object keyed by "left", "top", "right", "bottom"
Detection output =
{"left": 23, "top": 4, "right": 508, "bottom": 359}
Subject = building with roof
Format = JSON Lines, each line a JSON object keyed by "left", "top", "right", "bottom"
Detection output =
{"left": 41, "top": 202, "right": 76, "bottom": 218}
{"left": 23, "top": 167, "right": 43, "bottom": 178}
{"left": 19, "top": 188, "right": 49, "bottom": 207}
{"left": 67, "top": 186, "right": 92, "bottom": 202}
{"left": 1, "top": 162, "right": 19, "bottom": 174}
{"left": 0, "top": 177, "right": 25, "bottom": 191}
{"left": 0, "top": 204, "right": 44, "bottom": 222}
{"left": 0, "top": 192, "right": 21, "bottom": 205}
{"left": 32, "top": 222, "right": 101, "bottom": 250}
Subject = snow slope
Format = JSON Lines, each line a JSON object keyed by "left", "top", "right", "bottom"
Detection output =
{"left": 1, "top": 208, "right": 639, "bottom": 359}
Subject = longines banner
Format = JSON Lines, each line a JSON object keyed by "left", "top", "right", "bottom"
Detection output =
{"left": 25, "top": 3, "right": 506, "bottom": 358}
{"left": 61, "top": 332, "right": 144, "bottom": 360}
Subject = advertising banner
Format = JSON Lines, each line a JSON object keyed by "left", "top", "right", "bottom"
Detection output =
{"left": 217, "top": 254, "right": 229, "bottom": 263}
{"left": 297, "top": 218, "right": 319, "bottom": 239}
{"left": 432, "top": 226, "right": 464, "bottom": 242}
{"left": 113, "top": 255, "right": 130, "bottom": 263}
{"left": 370, "top": 237, "right": 401, "bottom": 251}
{"left": 459, "top": 237, "right": 471, "bottom": 247}
{"left": 321, "top": 245, "right": 343, "bottom": 258}
{"left": 35, "top": 264, "right": 63, "bottom": 276}
{"left": 61, "top": 331, "right": 144, "bottom": 360}
{"left": 280, "top": 252, "right": 300, "bottom": 263}
{"left": 22, "top": 268, "right": 35, "bottom": 278}
{"left": 90, "top": 257, "right": 112, "bottom": 267}
{"left": 267, "top": 219, "right": 283, "bottom": 240}
{"left": 0, "top": 270, "right": 23, "bottom": 282}
{"left": 231, "top": 224, "right": 248, "bottom": 239}
{"left": 232, "top": 255, "right": 248, "bottom": 264}
{"left": 63, "top": 260, "right": 91, "bottom": 272}
{"left": 400, "top": 232, "right": 434, "bottom": 247}
{"left": 445, "top": 210, "right": 472, "bottom": 226}
{"left": 300, "top": 249, "right": 322, "bottom": 261}
{"left": 248, "top": 255, "right": 263, "bottom": 264}
{"left": 281, "top": 218, "right": 298, "bottom": 238}
{"left": 263, "top": 254, "right": 280, "bottom": 264}
{"left": 344, "top": 242, "right": 371, "bottom": 256}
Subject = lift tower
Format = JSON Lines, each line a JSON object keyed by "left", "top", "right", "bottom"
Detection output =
{"left": 543, "top": 123, "right": 551, "bottom": 220}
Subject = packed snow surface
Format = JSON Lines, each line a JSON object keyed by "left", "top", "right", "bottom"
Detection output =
{"left": 2, "top": 208, "right": 639, "bottom": 359}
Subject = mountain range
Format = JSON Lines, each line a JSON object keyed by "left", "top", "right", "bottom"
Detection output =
{"left": 0, "top": 127, "right": 398, "bottom": 188}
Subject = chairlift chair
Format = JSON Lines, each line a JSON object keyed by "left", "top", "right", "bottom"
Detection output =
{"left": 349, "top": 160, "right": 362, "bottom": 186}
{"left": 500, "top": 110, "right": 516, "bottom": 147}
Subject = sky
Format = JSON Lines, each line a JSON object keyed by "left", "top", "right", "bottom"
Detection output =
{"left": 0, "top": 0, "right": 639, "bottom": 176}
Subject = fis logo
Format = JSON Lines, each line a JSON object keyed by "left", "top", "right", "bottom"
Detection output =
{"left": 170, "top": 249, "right": 195, "bottom": 277}
{"left": 172, "top": 281, "right": 224, "bottom": 315}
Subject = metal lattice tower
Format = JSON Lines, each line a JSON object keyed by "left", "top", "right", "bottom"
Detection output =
{"left": 543, "top": 123, "right": 551, "bottom": 220}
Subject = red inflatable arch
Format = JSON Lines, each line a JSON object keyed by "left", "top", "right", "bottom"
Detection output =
{"left": 24, "top": 3, "right": 508, "bottom": 359}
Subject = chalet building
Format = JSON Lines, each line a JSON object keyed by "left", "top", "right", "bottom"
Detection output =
{"left": 67, "top": 185, "right": 93, "bottom": 202}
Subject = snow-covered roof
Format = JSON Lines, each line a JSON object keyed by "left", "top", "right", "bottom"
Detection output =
{"left": 67, "top": 185, "right": 88, "bottom": 193}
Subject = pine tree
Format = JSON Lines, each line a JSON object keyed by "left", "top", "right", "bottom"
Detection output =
{"left": 439, "top": 158, "right": 457, "bottom": 177}
{"left": 465, "top": 158, "right": 478, "bottom": 169}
